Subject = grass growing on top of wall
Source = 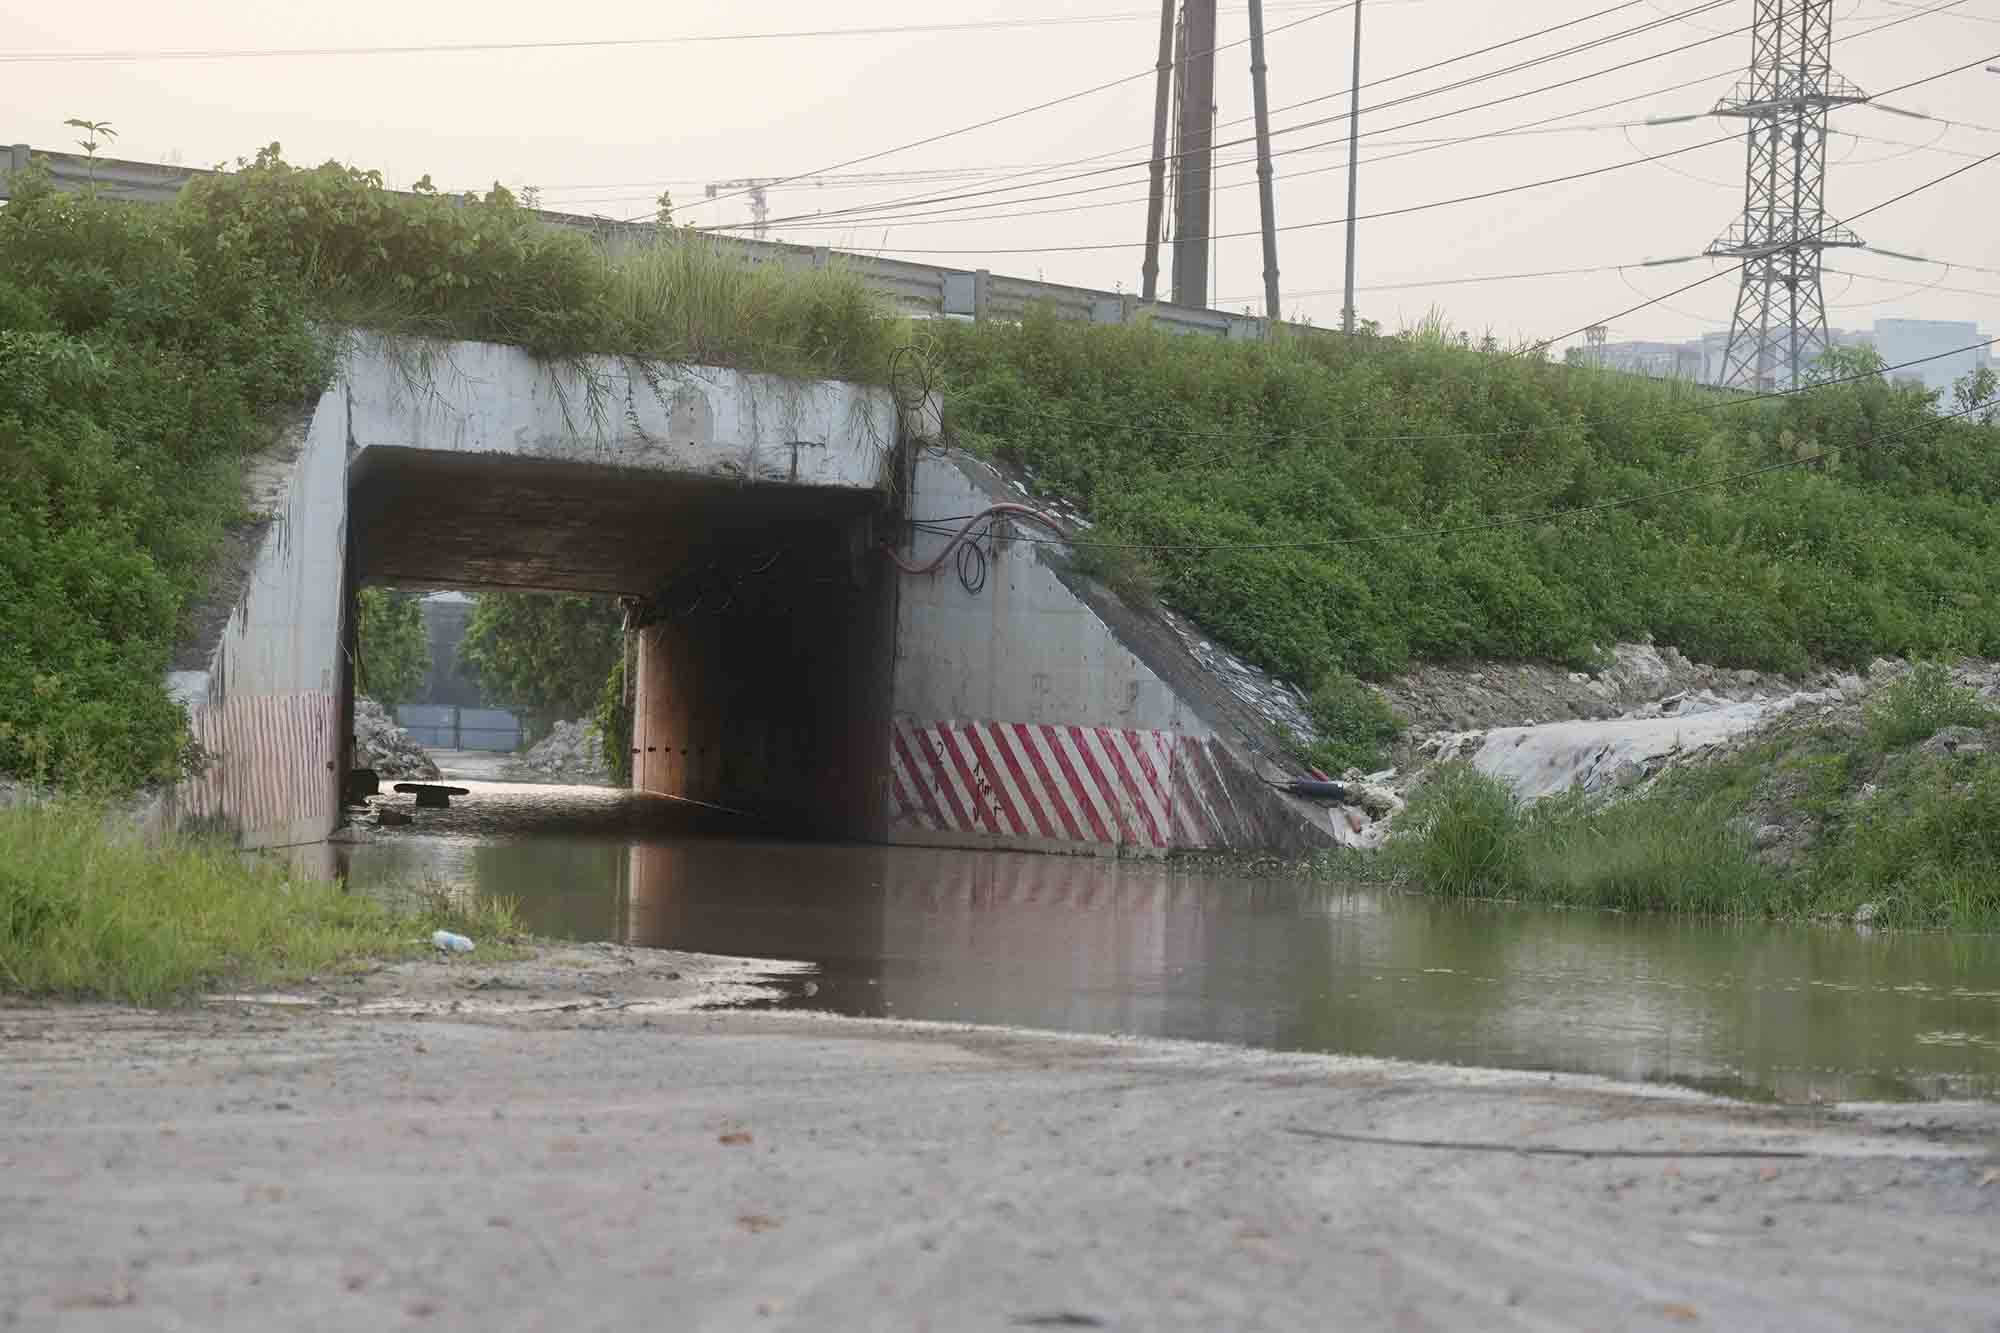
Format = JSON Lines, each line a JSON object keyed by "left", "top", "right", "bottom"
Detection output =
{"left": 0, "top": 804, "right": 525, "bottom": 1004}
{"left": 179, "top": 147, "right": 903, "bottom": 382}
{"left": 938, "top": 311, "right": 2000, "bottom": 710}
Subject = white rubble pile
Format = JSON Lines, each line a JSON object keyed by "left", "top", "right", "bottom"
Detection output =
{"left": 504, "top": 719, "right": 611, "bottom": 785}
{"left": 1320, "top": 653, "right": 1981, "bottom": 851}
{"left": 353, "top": 697, "right": 441, "bottom": 780}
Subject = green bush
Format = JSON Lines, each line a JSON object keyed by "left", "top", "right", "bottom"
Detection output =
{"left": 0, "top": 169, "right": 329, "bottom": 789}
{"left": 939, "top": 309, "right": 2000, "bottom": 696}
{"left": 594, "top": 654, "right": 633, "bottom": 787}
{"left": 1803, "top": 751, "right": 2000, "bottom": 930}
{"left": 460, "top": 592, "right": 624, "bottom": 742}
{"left": 354, "top": 588, "right": 431, "bottom": 711}
{"left": 1863, "top": 661, "right": 1996, "bottom": 749}
{"left": 1300, "top": 671, "right": 1404, "bottom": 774}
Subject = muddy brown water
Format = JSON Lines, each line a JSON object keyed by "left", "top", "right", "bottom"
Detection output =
{"left": 335, "top": 781, "right": 2000, "bottom": 1103}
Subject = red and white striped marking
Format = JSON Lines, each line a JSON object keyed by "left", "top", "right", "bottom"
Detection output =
{"left": 888, "top": 717, "right": 1241, "bottom": 852}
{"left": 175, "top": 691, "right": 338, "bottom": 847}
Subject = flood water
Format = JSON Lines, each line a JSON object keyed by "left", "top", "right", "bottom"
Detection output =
{"left": 338, "top": 782, "right": 2000, "bottom": 1103}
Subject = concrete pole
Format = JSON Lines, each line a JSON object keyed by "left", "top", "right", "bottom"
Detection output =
{"left": 1141, "top": 0, "right": 1177, "bottom": 302}
{"left": 1172, "top": 0, "right": 1216, "bottom": 308}
{"left": 1247, "top": 0, "right": 1282, "bottom": 321}
{"left": 1341, "top": 0, "right": 1364, "bottom": 334}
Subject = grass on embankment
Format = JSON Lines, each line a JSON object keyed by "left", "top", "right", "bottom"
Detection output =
{"left": 1382, "top": 664, "right": 2000, "bottom": 931}
{"left": 1, "top": 146, "right": 902, "bottom": 794}
{"left": 0, "top": 805, "right": 524, "bottom": 1005}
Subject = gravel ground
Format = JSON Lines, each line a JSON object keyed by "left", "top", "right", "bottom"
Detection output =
{"left": 3, "top": 946, "right": 1997, "bottom": 1332}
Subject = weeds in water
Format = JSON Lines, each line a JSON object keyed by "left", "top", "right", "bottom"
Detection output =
{"left": 1390, "top": 765, "right": 1525, "bottom": 898}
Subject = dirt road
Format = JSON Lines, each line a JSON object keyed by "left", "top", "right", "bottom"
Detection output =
{"left": 3, "top": 946, "right": 1996, "bottom": 1331}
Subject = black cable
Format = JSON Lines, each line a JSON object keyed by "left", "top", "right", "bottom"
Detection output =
{"left": 955, "top": 539, "right": 989, "bottom": 596}
{"left": 728, "top": 1, "right": 1742, "bottom": 235}
{"left": 0, "top": 5, "right": 1368, "bottom": 62}
{"left": 1523, "top": 133, "right": 2000, "bottom": 359}
{"left": 800, "top": 128, "right": 1748, "bottom": 256}
{"left": 667, "top": 1, "right": 1356, "bottom": 221}
{"left": 717, "top": 0, "right": 1970, "bottom": 240}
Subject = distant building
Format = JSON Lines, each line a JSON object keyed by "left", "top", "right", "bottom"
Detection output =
{"left": 417, "top": 591, "right": 486, "bottom": 709}
{"left": 1591, "top": 317, "right": 1991, "bottom": 394}
{"left": 1868, "top": 319, "right": 1985, "bottom": 394}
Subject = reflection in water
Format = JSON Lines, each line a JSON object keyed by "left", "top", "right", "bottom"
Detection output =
{"left": 340, "top": 782, "right": 2000, "bottom": 1103}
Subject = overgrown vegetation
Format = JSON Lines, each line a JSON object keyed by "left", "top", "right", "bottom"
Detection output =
{"left": 179, "top": 146, "right": 902, "bottom": 380}
{"left": 459, "top": 593, "right": 624, "bottom": 743}
{"left": 0, "top": 803, "right": 524, "bottom": 1004}
{"left": 0, "top": 168, "right": 327, "bottom": 789}
{"left": 1299, "top": 671, "right": 1405, "bottom": 775}
{"left": 594, "top": 654, "right": 633, "bottom": 787}
{"left": 942, "top": 312, "right": 2000, "bottom": 696}
{"left": 1385, "top": 666, "right": 2000, "bottom": 929}
{"left": 2, "top": 144, "right": 893, "bottom": 792}
{"left": 354, "top": 588, "right": 431, "bottom": 711}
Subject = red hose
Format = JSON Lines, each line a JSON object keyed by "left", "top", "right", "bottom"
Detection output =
{"left": 879, "top": 503, "right": 1070, "bottom": 576}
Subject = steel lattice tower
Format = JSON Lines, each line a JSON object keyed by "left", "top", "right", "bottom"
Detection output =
{"left": 1706, "top": 1, "right": 1868, "bottom": 390}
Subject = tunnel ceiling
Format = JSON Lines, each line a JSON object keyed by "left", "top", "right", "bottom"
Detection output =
{"left": 349, "top": 448, "right": 885, "bottom": 595}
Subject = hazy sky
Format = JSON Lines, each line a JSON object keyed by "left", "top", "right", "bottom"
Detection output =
{"left": 4, "top": 0, "right": 1996, "bottom": 350}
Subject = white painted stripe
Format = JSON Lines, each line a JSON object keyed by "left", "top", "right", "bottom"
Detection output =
{"left": 924, "top": 724, "right": 983, "bottom": 833}
{"left": 887, "top": 741, "right": 926, "bottom": 827}
{"left": 1076, "top": 727, "right": 1140, "bottom": 846}
{"left": 972, "top": 722, "right": 1042, "bottom": 840}
{"left": 1107, "top": 729, "right": 1172, "bottom": 848}
{"left": 1021, "top": 724, "right": 1095, "bottom": 843}
{"left": 1051, "top": 727, "right": 1120, "bottom": 845}
{"left": 993, "top": 724, "right": 1065, "bottom": 840}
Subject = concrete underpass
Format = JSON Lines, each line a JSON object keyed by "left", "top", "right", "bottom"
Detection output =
{"left": 170, "top": 334, "right": 1310, "bottom": 856}
{"left": 347, "top": 444, "right": 899, "bottom": 841}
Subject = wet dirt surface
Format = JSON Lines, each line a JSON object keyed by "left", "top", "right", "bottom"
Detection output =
{"left": 3, "top": 987, "right": 1997, "bottom": 1332}
{"left": 336, "top": 782, "right": 2000, "bottom": 1103}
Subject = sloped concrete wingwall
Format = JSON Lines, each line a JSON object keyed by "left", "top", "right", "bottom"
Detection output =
{"left": 165, "top": 386, "right": 349, "bottom": 849}
{"left": 886, "top": 457, "right": 1296, "bottom": 857}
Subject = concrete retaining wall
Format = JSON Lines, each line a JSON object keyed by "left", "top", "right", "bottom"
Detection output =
{"left": 165, "top": 387, "right": 349, "bottom": 849}
{"left": 884, "top": 457, "right": 1301, "bottom": 857}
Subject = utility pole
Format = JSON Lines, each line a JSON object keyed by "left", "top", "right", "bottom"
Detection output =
{"left": 1247, "top": 0, "right": 1282, "bottom": 321}
{"left": 1140, "top": 0, "right": 1177, "bottom": 302}
{"left": 1340, "top": 0, "right": 1364, "bottom": 334}
{"left": 1171, "top": 0, "right": 1217, "bottom": 308}
{"left": 1706, "top": 1, "right": 1866, "bottom": 389}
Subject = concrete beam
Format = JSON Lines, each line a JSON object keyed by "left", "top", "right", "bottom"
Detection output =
{"left": 343, "top": 338, "right": 895, "bottom": 491}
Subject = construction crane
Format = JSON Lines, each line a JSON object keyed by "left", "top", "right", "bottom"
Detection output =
{"left": 702, "top": 168, "right": 1039, "bottom": 240}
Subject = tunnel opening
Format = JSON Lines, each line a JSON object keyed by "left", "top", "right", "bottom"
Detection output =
{"left": 346, "top": 446, "right": 900, "bottom": 843}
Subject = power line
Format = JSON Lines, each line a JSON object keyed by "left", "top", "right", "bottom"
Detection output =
{"left": 753, "top": 128, "right": 1754, "bottom": 255}
{"left": 710, "top": 0, "right": 1688, "bottom": 232}
{"left": 675, "top": 1, "right": 1356, "bottom": 219}
{"left": 720, "top": 1, "right": 1745, "bottom": 234}
{"left": 0, "top": 2, "right": 1407, "bottom": 62}
{"left": 711, "top": 0, "right": 1969, "bottom": 238}
{"left": 1522, "top": 118, "right": 2000, "bottom": 357}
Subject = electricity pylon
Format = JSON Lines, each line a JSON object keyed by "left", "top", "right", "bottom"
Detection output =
{"left": 1706, "top": 0, "right": 1867, "bottom": 390}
